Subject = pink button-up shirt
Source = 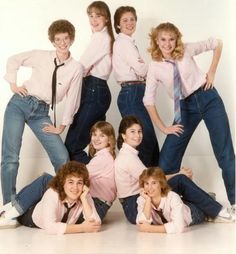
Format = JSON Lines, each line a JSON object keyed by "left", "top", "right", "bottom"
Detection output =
{"left": 136, "top": 191, "right": 192, "bottom": 233}
{"left": 4, "top": 50, "right": 83, "bottom": 126}
{"left": 32, "top": 188, "right": 101, "bottom": 235}
{"left": 80, "top": 27, "right": 112, "bottom": 80}
{"left": 112, "top": 33, "right": 148, "bottom": 83}
{"left": 143, "top": 38, "right": 218, "bottom": 105}
{"left": 87, "top": 148, "right": 116, "bottom": 203}
{"left": 115, "top": 143, "right": 146, "bottom": 198}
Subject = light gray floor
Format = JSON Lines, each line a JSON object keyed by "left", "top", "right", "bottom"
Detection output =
{"left": 0, "top": 201, "right": 235, "bottom": 254}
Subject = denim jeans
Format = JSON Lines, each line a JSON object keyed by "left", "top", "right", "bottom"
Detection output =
{"left": 14, "top": 173, "right": 53, "bottom": 227}
{"left": 65, "top": 76, "right": 111, "bottom": 164}
{"left": 117, "top": 83, "right": 159, "bottom": 167}
{"left": 1, "top": 94, "right": 69, "bottom": 204}
{"left": 168, "top": 174, "right": 222, "bottom": 220}
{"left": 119, "top": 194, "right": 139, "bottom": 224}
{"left": 159, "top": 88, "right": 235, "bottom": 205}
{"left": 93, "top": 197, "right": 111, "bottom": 221}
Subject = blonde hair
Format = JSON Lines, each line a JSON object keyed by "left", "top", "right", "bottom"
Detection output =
{"left": 148, "top": 22, "right": 184, "bottom": 61}
{"left": 139, "top": 167, "right": 171, "bottom": 196}
{"left": 88, "top": 121, "right": 116, "bottom": 159}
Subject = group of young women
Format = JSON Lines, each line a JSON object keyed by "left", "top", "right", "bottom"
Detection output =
{"left": 0, "top": 1, "right": 235, "bottom": 234}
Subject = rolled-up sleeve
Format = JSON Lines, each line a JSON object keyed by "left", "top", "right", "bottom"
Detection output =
{"left": 143, "top": 63, "right": 159, "bottom": 106}
{"left": 61, "top": 63, "right": 83, "bottom": 126}
{"left": 136, "top": 196, "right": 152, "bottom": 224}
{"left": 163, "top": 196, "right": 186, "bottom": 234}
{"left": 4, "top": 50, "right": 36, "bottom": 84}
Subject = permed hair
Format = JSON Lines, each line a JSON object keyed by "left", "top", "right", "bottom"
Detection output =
{"left": 48, "top": 161, "right": 89, "bottom": 201}
{"left": 148, "top": 22, "right": 184, "bottom": 61}
{"left": 48, "top": 19, "right": 75, "bottom": 43}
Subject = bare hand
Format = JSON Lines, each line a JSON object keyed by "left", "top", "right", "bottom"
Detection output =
{"left": 140, "top": 188, "right": 150, "bottom": 200}
{"left": 11, "top": 84, "right": 28, "bottom": 97}
{"left": 163, "top": 124, "right": 184, "bottom": 136}
{"left": 204, "top": 72, "right": 215, "bottom": 90}
{"left": 81, "top": 219, "right": 101, "bottom": 233}
{"left": 80, "top": 185, "right": 90, "bottom": 201}
{"left": 42, "top": 123, "right": 64, "bottom": 134}
{"left": 179, "top": 166, "right": 193, "bottom": 179}
{"left": 137, "top": 223, "right": 152, "bottom": 232}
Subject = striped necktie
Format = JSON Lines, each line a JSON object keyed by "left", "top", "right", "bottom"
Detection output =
{"left": 166, "top": 60, "right": 182, "bottom": 123}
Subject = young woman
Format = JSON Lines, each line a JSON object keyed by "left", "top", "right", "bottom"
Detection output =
{"left": 65, "top": 1, "right": 114, "bottom": 164}
{"left": 0, "top": 161, "right": 101, "bottom": 234}
{"left": 137, "top": 167, "right": 234, "bottom": 234}
{"left": 143, "top": 22, "right": 235, "bottom": 212}
{"left": 112, "top": 6, "right": 159, "bottom": 167}
{"left": 115, "top": 115, "right": 196, "bottom": 224}
{"left": 1, "top": 19, "right": 83, "bottom": 205}
{"left": 86, "top": 121, "right": 116, "bottom": 220}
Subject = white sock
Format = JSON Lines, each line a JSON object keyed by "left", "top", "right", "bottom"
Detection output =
{"left": 4, "top": 206, "right": 20, "bottom": 219}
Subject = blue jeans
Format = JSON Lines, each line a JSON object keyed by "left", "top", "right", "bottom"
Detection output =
{"left": 1, "top": 94, "right": 69, "bottom": 204}
{"left": 65, "top": 76, "right": 111, "bottom": 164}
{"left": 159, "top": 88, "right": 235, "bottom": 205}
{"left": 119, "top": 194, "right": 139, "bottom": 224}
{"left": 13, "top": 173, "right": 53, "bottom": 227}
{"left": 168, "top": 174, "right": 222, "bottom": 222}
{"left": 117, "top": 83, "right": 159, "bottom": 167}
{"left": 93, "top": 197, "right": 111, "bottom": 221}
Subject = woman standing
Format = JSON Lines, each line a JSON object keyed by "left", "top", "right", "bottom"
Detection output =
{"left": 143, "top": 22, "right": 235, "bottom": 212}
{"left": 65, "top": 1, "right": 114, "bottom": 164}
{"left": 1, "top": 19, "right": 83, "bottom": 205}
{"left": 112, "top": 6, "right": 159, "bottom": 167}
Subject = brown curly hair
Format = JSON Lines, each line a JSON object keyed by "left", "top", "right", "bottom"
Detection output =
{"left": 48, "top": 19, "right": 75, "bottom": 43}
{"left": 88, "top": 121, "right": 116, "bottom": 159}
{"left": 48, "top": 161, "right": 89, "bottom": 201}
{"left": 148, "top": 22, "right": 184, "bottom": 61}
{"left": 139, "top": 167, "right": 171, "bottom": 196}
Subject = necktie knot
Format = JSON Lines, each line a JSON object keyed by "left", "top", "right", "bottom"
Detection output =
{"left": 61, "top": 202, "right": 76, "bottom": 223}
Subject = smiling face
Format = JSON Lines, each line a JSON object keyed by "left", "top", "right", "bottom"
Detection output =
{"left": 122, "top": 123, "right": 143, "bottom": 148}
{"left": 143, "top": 176, "right": 161, "bottom": 198}
{"left": 63, "top": 175, "right": 84, "bottom": 203}
{"left": 88, "top": 11, "right": 107, "bottom": 32}
{"left": 156, "top": 31, "right": 177, "bottom": 59}
{"left": 119, "top": 11, "right": 136, "bottom": 36}
{"left": 53, "top": 32, "right": 72, "bottom": 54}
{"left": 91, "top": 129, "right": 109, "bottom": 151}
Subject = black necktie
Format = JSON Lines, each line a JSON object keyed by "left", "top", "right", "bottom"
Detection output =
{"left": 156, "top": 209, "right": 168, "bottom": 224}
{"left": 61, "top": 203, "right": 76, "bottom": 223}
{"left": 51, "top": 58, "right": 64, "bottom": 127}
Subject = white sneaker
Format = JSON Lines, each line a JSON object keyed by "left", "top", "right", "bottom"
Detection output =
{"left": 0, "top": 216, "right": 19, "bottom": 229}
{"left": 228, "top": 204, "right": 236, "bottom": 221}
{"left": 213, "top": 208, "right": 234, "bottom": 223}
